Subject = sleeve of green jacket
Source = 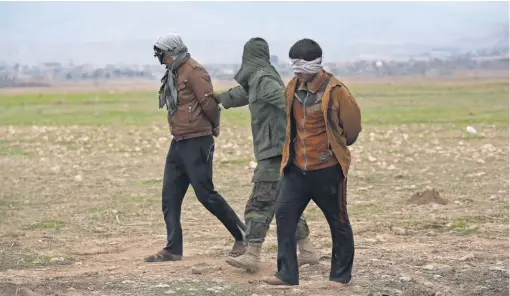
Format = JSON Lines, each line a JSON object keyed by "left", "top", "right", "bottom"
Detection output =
{"left": 218, "top": 86, "right": 249, "bottom": 109}
{"left": 256, "top": 76, "right": 286, "bottom": 113}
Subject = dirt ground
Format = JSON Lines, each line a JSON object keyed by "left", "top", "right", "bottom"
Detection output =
{"left": 0, "top": 80, "right": 508, "bottom": 296}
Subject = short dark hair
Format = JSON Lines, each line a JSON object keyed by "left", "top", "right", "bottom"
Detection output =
{"left": 288, "top": 38, "right": 322, "bottom": 61}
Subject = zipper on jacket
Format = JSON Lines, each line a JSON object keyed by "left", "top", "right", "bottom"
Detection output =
{"left": 188, "top": 104, "right": 192, "bottom": 121}
{"left": 302, "top": 93, "right": 309, "bottom": 171}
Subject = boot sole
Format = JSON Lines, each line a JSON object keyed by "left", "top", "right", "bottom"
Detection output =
{"left": 225, "top": 257, "right": 259, "bottom": 273}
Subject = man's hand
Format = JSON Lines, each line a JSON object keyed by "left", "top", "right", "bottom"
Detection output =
{"left": 212, "top": 126, "right": 220, "bottom": 137}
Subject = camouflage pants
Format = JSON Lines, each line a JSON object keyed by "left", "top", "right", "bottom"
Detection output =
{"left": 244, "top": 181, "right": 310, "bottom": 244}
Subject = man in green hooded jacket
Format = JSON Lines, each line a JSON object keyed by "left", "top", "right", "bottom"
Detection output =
{"left": 209, "top": 37, "right": 319, "bottom": 272}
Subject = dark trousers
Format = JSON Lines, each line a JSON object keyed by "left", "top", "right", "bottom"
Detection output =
{"left": 244, "top": 181, "right": 310, "bottom": 244}
{"left": 275, "top": 163, "right": 354, "bottom": 285}
{"left": 162, "top": 135, "right": 245, "bottom": 255}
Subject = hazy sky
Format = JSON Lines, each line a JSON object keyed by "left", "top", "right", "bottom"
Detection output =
{"left": 0, "top": 1, "right": 508, "bottom": 65}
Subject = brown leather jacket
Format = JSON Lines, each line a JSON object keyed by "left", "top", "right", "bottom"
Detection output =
{"left": 281, "top": 73, "right": 362, "bottom": 177}
{"left": 167, "top": 57, "right": 221, "bottom": 141}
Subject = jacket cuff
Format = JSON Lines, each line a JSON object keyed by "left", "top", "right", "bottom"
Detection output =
{"left": 218, "top": 90, "right": 234, "bottom": 109}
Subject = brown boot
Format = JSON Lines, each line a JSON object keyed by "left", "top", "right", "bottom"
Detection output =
{"left": 228, "top": 240, "right": 246, "bottom": 257}
{"left": 144, "top": 249, "right": 182, "bottom": 262}
{"left": 261, "top": 275, "right": 292, "bottom": 286}
{"left": 297, "top": 237, "right": 320, "bottom": 266}
{"left": 226, "top": 243, "right": 262, "bottom": 272}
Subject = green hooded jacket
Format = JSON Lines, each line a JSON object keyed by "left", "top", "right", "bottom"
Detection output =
{"left": 218, "top": 38, "right": 286, "bottom": 182}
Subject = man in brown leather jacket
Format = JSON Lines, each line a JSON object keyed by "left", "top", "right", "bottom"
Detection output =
{"left": 144, "top": 33, "right": 247, "bottom": 263}
{"left": 262, "top": 38, "right": 362, "bottom": 287}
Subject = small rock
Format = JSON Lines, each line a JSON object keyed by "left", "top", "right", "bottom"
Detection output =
{"left": 50, "top": 165, "right": 61, "bottom": 173}
{"left": 476, "top": 159, "right": 485, "bottom": 164}
{"left": 489, "top": 266, "right": 507, "bottom": 272}
{"left": 191, "top": 263, "right": 222, "bottom": 274}
{"left": 249, "top": 161, "right": 257, "bottom": 169}
{"left": 423, "top": 281, "right": 434, "bottom": 287}
{"left": 50, "top": 257, "right": 65, "bottom": 263}
{"left": 459, "top": 254, "right": 475, "bottom": 261}
{"left": 154, "top": 283, "right": 170, "bottom": 288}
{"left": 466, "top": 126, "right": 477, "bottom": 135}
{"left": 74, "top": 261, "right": 83, "bottom": 266}
{"left": 74, "top": 175, "right": 83, "bottom": 182}
{"left": 399, "top": 276, "right": 412, "bottom": 282}
{"left": 165, "top": 290, "right": 176, "bottom": 294}
{"left": 423, "top": 264, "right": 435, "bottom": 270}
{"left": 392, "top": 227, "right": 407, "bottom": 235}
{"left": 17, "top": 287, "right": 40, "bottom": 296}
{"left": 481, "top": 143, "right": 497, "bottom": 153}
{"left": 489, "top": 195, "right": 497, "bottom": 200}
{"left": 433, "top": 275, "right": 442, "bottom": 279}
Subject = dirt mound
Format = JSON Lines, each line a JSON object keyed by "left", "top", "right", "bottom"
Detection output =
{"left": 408, "top": 189, "right": 448, "bottom": 205}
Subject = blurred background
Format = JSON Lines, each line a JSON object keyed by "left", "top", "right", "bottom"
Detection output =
{"left": 0, "top": 1, "right": 508, "bottom": 87}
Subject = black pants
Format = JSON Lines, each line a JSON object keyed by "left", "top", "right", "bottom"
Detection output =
{"left": 275, "top": 163, "right": 354, "bottom": 285}
{"left": 162, "top": 135, "right": 245, "bottom": 255}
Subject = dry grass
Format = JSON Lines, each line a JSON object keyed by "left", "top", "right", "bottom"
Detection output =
{"left": 0, "top": 79, "right": 508, "bottom": 296}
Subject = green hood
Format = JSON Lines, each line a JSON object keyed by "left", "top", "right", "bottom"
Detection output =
{"left": 234, "top": 37, "right": 281, "bottom": 90}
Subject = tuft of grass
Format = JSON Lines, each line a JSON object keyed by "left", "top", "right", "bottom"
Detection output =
{"left": 140, "top": 179, "right": 162, "bottom": 186}
{"left": 0, "top": 140, "right": 30, "bottom": 157}
{"left": 88, "top": 207, "right": 105, "bottom": 213}
{"left": 1, "top": 80, "right": 506, "bottom": 127}
{"left": 121, "top": 196, "right": 147, "bottom": 204}
{"left": 460, "top": 134, "right": 486, "bottom": 141}
{"left": 447, "top": 218, "right": 479, "bottom": 236}
{"left": 30, "top": 220, "right": 66, "bottom": 230}
{"left": 0, "top": 200, "right": 19, "bottom": 208}
{"left": 0, "top": 253, "right": 72, "bottom": 271}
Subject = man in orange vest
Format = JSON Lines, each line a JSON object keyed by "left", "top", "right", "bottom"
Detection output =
{"left": 262, "top": 38, "right": 362, "bottom": 287}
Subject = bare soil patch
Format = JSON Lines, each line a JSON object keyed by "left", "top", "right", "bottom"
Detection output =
{"left": 408, "top": 189, "right": 448, "bottom": 205}
{"left": 0, "top": 80, "right": 508, "bottom": 295}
